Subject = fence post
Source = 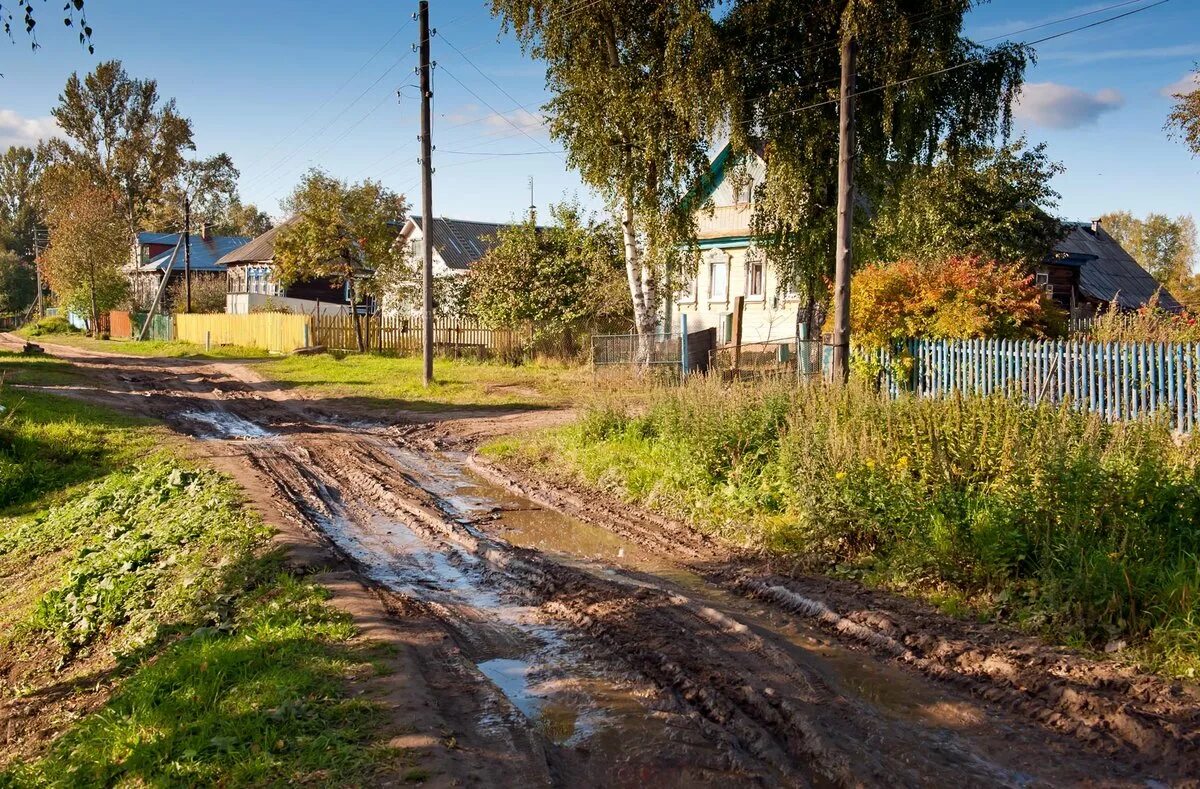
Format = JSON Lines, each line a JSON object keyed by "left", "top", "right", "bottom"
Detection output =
{"left": 680, "top": 314, "right": 689, "bottom": 381}
{"left": 205, "top": 330, "right": 211, "bottom": 352}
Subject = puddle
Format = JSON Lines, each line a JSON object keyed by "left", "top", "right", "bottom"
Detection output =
{"left": 180, "top": 409, "right": 274, "bottom": 440}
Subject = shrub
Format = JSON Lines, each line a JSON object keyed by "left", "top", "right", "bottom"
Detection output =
{"left": 23, "top": 315, "right": 78, "bottom": 336}
{"left": 1089, "top": 298, "right": 1200, "bottom": 343}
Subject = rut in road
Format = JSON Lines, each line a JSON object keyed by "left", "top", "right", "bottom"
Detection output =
{"left": 21, "top": 344, "right": 1196, "bottom": 787}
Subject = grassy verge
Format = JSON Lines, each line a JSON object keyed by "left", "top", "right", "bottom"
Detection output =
{"left": 0, "top": 356, "right": 405, "bottom": 784}
{"left": 256, "top": 352, "right": 591, "bottom": 410}
{"left": 15, "top": 330, "right": 271, "bottom": 360}
{"left": 485, "top": 377, "right": 1200, "bottom": 678}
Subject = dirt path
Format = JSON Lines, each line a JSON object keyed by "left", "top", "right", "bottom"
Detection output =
{"left": 9, "top": 337, "right": 1198, "bottom": 787}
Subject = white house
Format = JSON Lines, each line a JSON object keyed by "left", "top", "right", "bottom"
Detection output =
{"left": 675, "top": 144, "right": 801, "bottom": 345}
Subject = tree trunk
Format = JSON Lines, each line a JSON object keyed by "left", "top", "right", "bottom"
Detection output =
{"left": 620, "top": 198, "right": 656, "bottom": 366}
{"left": 831, "top": 35, "right": 857, "bottom": 384}
{"left": 350, "top": 278, "right": 365, "bottom": 353}
{"left": 89, "top": 267, "right": 99, "bottom": 339}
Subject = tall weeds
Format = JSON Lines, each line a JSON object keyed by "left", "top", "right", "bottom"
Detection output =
{"left": 558, "top": 377, "right": 1200, "bottom": 673}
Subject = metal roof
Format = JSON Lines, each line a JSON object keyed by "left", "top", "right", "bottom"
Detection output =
{"left": 215, "top": 220, "right": 292, "bottom": 267}
{"left": 406, "top": 215, "right": 529, "bottom": 270}
{"left": 139, "top": 233, "right": 251, "bottom": 273}
{"left": 1053, "top": 223, "right": 1182, "bottom": 312}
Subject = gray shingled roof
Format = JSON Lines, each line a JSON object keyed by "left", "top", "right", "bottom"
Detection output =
{"left": 408, "top": 216, "right": 523, "bottom": 270}
{"left": 1053, "top": 223, "right": 1182, "bottom": 312}
{"left": 215, "top": 220, "right": 292, "bottom": 267}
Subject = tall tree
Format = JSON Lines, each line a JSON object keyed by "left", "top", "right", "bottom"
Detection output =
{"left": 146, "top": 154, "right": 241, "bottom": 233}
{"left": 217, "top": 199, "right": 274, "bottom": 238}
{"left": 867, "top": 140, "right": 1064, "bottom": 266}
{"left": 1100, "top": 211, "right": 1197, "bottom": 294}
{"left": 0, "top": 249, "right": 35, "bottom": 313}
{"left": 0, "top": 145, "right": 42, "bottom": 258}
{"left": 492, "top": 0, "right": 731, "bottom": 360}
{"left": 727, "top": 0, "right": 1028, "bottom": 335}
{"left": 1167, "top": 65, "right": 1199, "bottom": 156}
{"left": 40, "top": 60, "right": 194, "bottom": 238}
{"left": 40, "top": 172, "right": 128, "bottom": 335}
{"left": 274, "top": 169, "right": 407, "bottom": 351}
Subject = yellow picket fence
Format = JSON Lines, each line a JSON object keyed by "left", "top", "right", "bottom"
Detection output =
{"left": 175, "top": 312, "right": 312, "bottom": 353}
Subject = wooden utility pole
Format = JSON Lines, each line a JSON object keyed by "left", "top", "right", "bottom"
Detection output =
{"left": 183, "top": 195, "right": 193, "bottom": 314}
{"left": 418, "top": 0, "right": 435, "bottom": 386}
{"left": 831, "top": 35, "right": 857, "bottom": 383}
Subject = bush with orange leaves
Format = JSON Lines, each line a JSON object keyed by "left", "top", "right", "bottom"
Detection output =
{"left": 846, "top": 256, "right": 1063, "bottom": 349}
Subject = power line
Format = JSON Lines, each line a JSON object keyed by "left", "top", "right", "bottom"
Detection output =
{"left": 438, "top": 64, "right": 560, "bottom": 159}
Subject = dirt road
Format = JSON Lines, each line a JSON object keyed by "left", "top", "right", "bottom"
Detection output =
{"left": 10, "top": 337, "right": 1199, "bottom": 787}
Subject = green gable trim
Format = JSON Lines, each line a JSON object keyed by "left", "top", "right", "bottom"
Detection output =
{"left": 681, "top": 142, "right": 735, "bottom": 211}
{"left": 698, "top": 234, "right": 752, "bottom": 249}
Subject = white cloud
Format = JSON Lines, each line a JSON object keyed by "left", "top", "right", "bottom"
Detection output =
{"left": 1013, "top": 82, "right": 1124, "bottom": 130}
{"left": 481, "top": 108, "right": 546, "bottom": 136}
{"left": 1161, "top": 72, "right": 1200, "bottom": 98}
{"left": 1040, "top": 44, "right": 1200, "bottom": 66}
{"left": 0, "top": 109, "right": 61, "bottom": 148}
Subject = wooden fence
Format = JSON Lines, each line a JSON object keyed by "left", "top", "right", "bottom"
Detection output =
{"left": 312, "top": 314, "right": 530, "bottom": 358}
{"left": 865, "top": 338, "right": 1200, "bottom": 431}
{"left": 175, "top": 312, "right": 311, "bottom": 353}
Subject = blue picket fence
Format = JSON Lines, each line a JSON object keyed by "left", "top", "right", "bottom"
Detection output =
{"left": 864, "top": 338, "right": 1200, "bottom": 432}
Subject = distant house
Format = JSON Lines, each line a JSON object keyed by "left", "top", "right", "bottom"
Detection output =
{"left": 387, "top": 215, "right": 531, "bottom": 316}
{"left": 218, "top": 220, "right": 359, "bottom": 316}
{"left": 1038, "top": 220, "right": 1182, "bottom": 315}
{"left": 128, "top": 225, "right": 251, "bottom": 308}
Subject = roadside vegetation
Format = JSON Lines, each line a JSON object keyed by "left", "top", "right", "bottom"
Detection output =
{"left": 15, "top": 321, "right": 270, "bottom": 360}
{"left": 488, "top": 378, "right": 1200, "bottom": 678}
{"left": 0, "top": 354, "right": 403, "bottom": 784}
{"left": 257, "top": 351, "right": 590, "bottom": 410}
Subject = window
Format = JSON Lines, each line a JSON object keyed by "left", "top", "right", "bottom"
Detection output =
{"left": 677, "top": 274, "right": 696, "bottom": 304}
{"left": 746, "top": 255, "right": 764, "bottom": 300}
{"left": 709, "top": 256, "right": 729, "bottom": 302}
{"left": 1036, "top": 270, "right": 1054, "bottom": 298}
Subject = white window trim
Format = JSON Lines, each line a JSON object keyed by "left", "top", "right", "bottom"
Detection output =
{"left": 707, "top": 251, "right": 730, "bottom": 304}
{"left": 676, "top": 274, "right": 697, "bottom": 304}
{"left": 745, "top": 253, "right": 766, "bottom": 302}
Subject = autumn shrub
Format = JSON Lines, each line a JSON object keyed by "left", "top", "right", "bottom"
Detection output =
{"left": 521, "top": 378, "right": 1200, "bottom": 675}
{"left": 845, "top": 256, "right": 1061, "bottom": 349}
{"left": 1089, "top": 298, "right": 1200, "bottom": 344}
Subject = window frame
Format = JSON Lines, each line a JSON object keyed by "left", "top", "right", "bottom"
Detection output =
{"left": 708, "top": 252, "right": 730, "bottom": 303}
{"left": 745, "top": 253, "right": 765, "bottom": 301}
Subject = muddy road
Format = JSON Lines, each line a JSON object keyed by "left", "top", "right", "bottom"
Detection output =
{"left": 11, "top": 338, "right": 1200, "bottom": 787}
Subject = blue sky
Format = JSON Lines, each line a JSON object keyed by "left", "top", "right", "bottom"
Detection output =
{"left": 0, "top": 0, "right": 1196, "bottom": 228}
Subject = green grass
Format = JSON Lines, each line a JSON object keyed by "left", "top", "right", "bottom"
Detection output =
{"left": 487, "top": 377, "right": 1200, "bottom": 679}
{"left": 0, "top": 356, "right": 408, "bottom": 784}
{"left": 16, "top": 331, "right": 272, "bottom": 360}
{"left": 257, "top": 351, "right": 589, "bottom": 410}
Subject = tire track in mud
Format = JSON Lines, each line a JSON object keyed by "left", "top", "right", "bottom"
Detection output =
{"left": 23, "top": 345, "right": 1194, "bottom": 786}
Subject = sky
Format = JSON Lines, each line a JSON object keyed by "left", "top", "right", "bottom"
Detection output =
{"left": 0, "top": 0, "right": 1197, "bottom": 229}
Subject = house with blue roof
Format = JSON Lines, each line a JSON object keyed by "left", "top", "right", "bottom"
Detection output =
{"left": 127, "top": 224, "right": 251, "bottom": 309}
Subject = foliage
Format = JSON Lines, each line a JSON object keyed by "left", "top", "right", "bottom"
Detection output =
{"left": 470, "top": 203, "right": 631, "bottom": 341}
{"left": 845, "top": 256, "right": 1058, "bottom": 348}
{"left": 144, "top": 153, "right": 241, "bottom": 233}
{"left": 21, "top": 315, "right": 76, "bottom": 336}
{"left": 867, "top": 141, "right": 1064, "bottom": 266}
{"left": 40, "top": 60, "right": 195, "bottom": 237}
{"left": 492, "top": 0, "right": 730, "bottom": 342}
{"left": 0, "top": 146, "right": 42, "bottom": 258}
{"left": 0, "top": 250, "right": 34, "bottom": 313}
{"left": 1089, "top": 299, "right": 1200, "bottom": 344}
{"left": 169, "top": 273, "right": 227, "bottom": 314}
{"left": 1167, "top": 64, "right": 1200, "bottom": 156}
{"left": 39, "top": 173, "right": 129, "bottom": 334}
{"left": 0, "top": 0, "right": 91, "bottom": 53}
{"left": 1099, "top": 211, "right": 1197, "bottom": 307}
{"left": 507, "top": 380, "right": 1200, "bottom": 676}
{"left": 216, "top": 199, "right": 273, "bottom": 238}
{"left": 726, "top": 0, "right": 1028, "bottom": 321}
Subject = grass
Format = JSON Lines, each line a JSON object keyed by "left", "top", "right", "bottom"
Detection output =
{"left": 487, "top": 376, "right": 1200, "bottom": 679}
{"left": 0, "top": 353, "right": 407, "bottom": 784}
{"left": 16, "top": 331, "right": 272, "bottom": 360}
{"left": 256, "top": 351, "right": 591, "bottom": 410}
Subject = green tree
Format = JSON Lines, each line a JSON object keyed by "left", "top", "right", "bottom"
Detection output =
{"left": 41, "top": 173, "right": 128, "bottom": 335}
{"left": 0, "top": 145, "right": 42, "bottom": 258}
{"left": 0, "top": 249, "right": 35, "bottom": 313}
{"left": 146, "top": 154, "right": 241, "bottom": 233}
{"left": 726, "top": 0, "right": 1028, "bottom": 331}
{"left": 470, "top": 204, "right": 631, "bottom": 345}
{"left": 1099, "top": 211, "right": 1197, "bottom": 297}
{"left": 867, "top": 141, "right": 1064, "bottom": 266}
{"left": 1167, "top": 65, "right": 1199, "bottom": 156}
{"left": 217, "top": 199, "right": 274, "bottom": 238}
{"left": 274, "top": 169, "right": 407, "bottom": 351}
{"left": 40, "top": 60, "right": 194, "bottom": 238}
{"left": 492, "top": 0, "right": 730, "bottom": 360}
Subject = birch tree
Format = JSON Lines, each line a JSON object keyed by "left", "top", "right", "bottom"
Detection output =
{"left": 492, "top": 0, "right": 730, "bottom": 359}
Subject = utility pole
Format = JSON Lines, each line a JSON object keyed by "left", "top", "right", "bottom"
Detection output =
{"left": 418, "top": 0, "right": 435, "bottom": 386}
{"left": 830, "top": 34, "right": 857, "bottom": 384}
{"left": 184, "top": 195, "right": 193, "bottom": 314}
{"left": 32, "top": 227, "right": 47, "bottom": 318}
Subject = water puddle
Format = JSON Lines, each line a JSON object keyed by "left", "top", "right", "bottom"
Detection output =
{"left": 180, "top": 409, "right": 274, "bottom": 440}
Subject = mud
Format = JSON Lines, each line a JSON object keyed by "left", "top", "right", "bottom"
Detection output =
{"left": 8, "top": 337, "right": 1199, "bottom": 787}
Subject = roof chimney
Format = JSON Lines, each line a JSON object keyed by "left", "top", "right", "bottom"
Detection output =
{"left": 201, "top": 221, "right": 212, "bottom": 241}
{"left": 1091, "top": 218, "right": 1101, "bottom": 235}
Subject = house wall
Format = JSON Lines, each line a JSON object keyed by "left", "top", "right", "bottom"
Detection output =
{"left": 675, "top": 244, "right": 800, "bottom": 343}
{"left": 226, "top": 293, "right": 354, "bottom": 316}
